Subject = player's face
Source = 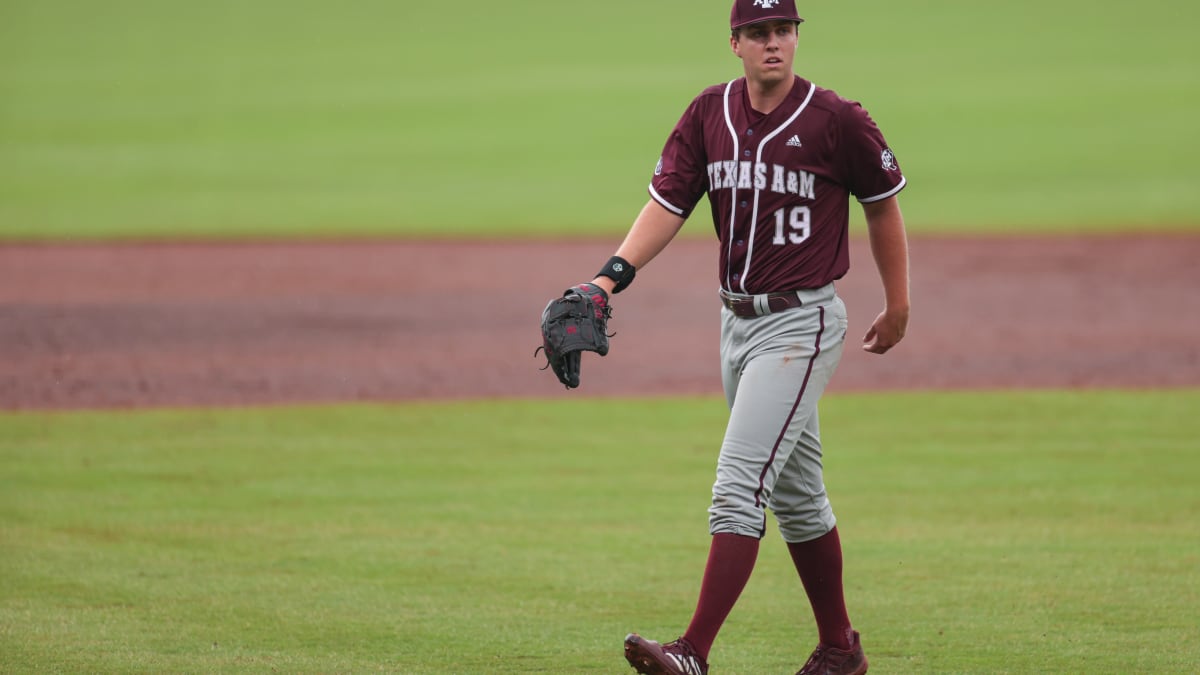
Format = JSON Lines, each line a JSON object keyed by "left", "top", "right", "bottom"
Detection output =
{"left": 731, "top": 20, "right": 797, "bottom": 86}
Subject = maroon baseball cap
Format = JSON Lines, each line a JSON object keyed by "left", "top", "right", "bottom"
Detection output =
{"left": 730, "top": 0, "right": 804, "bottom": 30}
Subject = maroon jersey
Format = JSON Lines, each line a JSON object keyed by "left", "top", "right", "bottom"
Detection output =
{"left": 649, "top": 75, "right": 906, "bottom": 294}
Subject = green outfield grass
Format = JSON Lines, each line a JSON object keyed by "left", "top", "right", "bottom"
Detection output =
{"left": 2, "top": 0, "right": 1198, "bottom": 239}
{"left": 2, "top": 390, "right": 1197, "bottom": 673}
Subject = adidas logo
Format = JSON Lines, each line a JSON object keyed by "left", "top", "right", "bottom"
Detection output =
{"left": 786, "top": 135, "right": 802, "bottom": 148}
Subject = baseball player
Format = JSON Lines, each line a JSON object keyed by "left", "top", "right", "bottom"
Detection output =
{"left": 547, "top": 1, "right": 909, "bottom": 673}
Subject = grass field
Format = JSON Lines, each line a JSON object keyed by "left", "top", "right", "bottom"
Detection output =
{"left": 3, "top": 2, "right": 1198, "bottom": 673}
{"left": 2, "top": 391, "right": 1198, "bottom": 673}
{"left": 2, "top": 0, "right": 1199, "bottom": 239}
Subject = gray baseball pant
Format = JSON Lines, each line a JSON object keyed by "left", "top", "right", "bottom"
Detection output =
{"left": 709, "top": 283, "right": 848, "bottom": 543}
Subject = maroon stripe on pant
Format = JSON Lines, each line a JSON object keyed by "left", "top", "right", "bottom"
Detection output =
{"left": 753, "top": 305, "right": 825, "bottom": 508}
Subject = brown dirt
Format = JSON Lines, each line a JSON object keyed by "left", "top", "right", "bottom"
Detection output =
{"left": 2, "top": 234, "right": 1198, "bottom": 410}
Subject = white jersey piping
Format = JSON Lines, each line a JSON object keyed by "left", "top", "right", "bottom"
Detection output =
{"left": 649, "top": 184, "right": 686, "bottom": 215}
{"left": 737, "top": 81, "right": 816, "bottom": 294}
{"left": 858, "top": 175, "right": 907, "bottom": 203}
{"left": 720, "top": 79, "right": 739, "bottom": 291}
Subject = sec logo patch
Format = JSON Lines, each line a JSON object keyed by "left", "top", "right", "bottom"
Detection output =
{"left": 881, "top": 148, "right": 898, "bottom": 171}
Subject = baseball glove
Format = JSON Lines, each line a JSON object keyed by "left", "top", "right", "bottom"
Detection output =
{"left": 537, "top": 283, "right": 612, "bottom": 389}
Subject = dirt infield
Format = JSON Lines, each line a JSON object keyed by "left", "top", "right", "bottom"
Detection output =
{"left": 2, "top": 234, "right": 1198, "bottom": 410}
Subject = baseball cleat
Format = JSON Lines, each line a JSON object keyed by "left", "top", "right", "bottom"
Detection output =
{"left": 623, "top": 633, "right": 708, "bottom": 675}
{"left": 795, "top": 630, "right": 868, "bottom": 675}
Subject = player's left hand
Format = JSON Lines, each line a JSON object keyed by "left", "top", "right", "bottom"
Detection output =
{"left": 536, "top": 283, "right": 612, "bottom": 388}
{"left": 862, "top": 306, "right": 908, "bottom": 354}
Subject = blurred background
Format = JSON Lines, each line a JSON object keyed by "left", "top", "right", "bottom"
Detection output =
{"left": 2, "top": 0, "right": 1198, "bottom": 240}
{"left": 3, "top": 3, "right": 1199, "bottom": 672}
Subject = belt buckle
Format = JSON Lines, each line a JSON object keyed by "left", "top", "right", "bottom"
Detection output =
{"left": 721, "top": 290, "right": 769, "bottom": 318}
{"left": 720, "top": 291, "right": 743, "bottom": 315}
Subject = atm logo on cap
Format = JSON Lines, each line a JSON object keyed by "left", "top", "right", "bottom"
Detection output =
{"left": 754, "top": 0, "right": 780, "bottom": 7}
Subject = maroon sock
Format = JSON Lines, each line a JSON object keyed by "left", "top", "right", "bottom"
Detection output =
{"left": 682, "top": 532, "right": 760, "bottom": 659}
{"left": 786, "top": 526, "right": 854, "bottom": 650}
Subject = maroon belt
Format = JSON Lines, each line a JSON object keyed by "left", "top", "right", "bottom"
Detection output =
{"left": 720, "top": 291, "right": 804, "bottom": 318}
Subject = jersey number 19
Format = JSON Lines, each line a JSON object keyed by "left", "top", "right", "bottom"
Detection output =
{"left": 771, "top": 206, "right": 811, "bottom": 245}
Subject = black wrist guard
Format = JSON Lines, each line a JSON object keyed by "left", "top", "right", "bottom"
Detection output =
{"left": 596, "top": 256, "right": 636, "bottom": 294}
